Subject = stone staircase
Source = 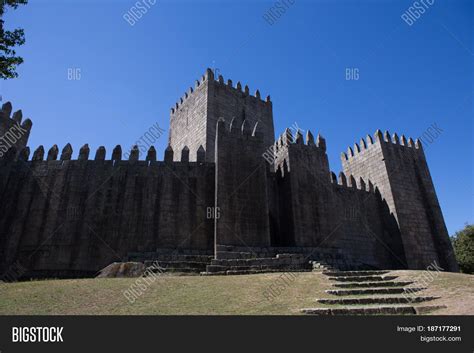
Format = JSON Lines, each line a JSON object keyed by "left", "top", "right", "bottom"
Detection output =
{"left": 125, "top": 246, "right": 339, "bottom": 275}
{"left": 200, "top": 246, "right": 314, "bottom": 275}
{"left": 127, "top": 251, "right": 213, "bottom": 274}
{"left": 127, "top": 247, "right": 318, "bottom": 275}
{"left": 207, "top": 245, "right": 370, "bottom": 271}
{"left": 301, "top": 270, "right": 446, "bottom": 315}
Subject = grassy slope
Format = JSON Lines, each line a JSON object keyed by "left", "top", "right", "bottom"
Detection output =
{"left": 0, "top": 271, "right": 472, "bottom": 315}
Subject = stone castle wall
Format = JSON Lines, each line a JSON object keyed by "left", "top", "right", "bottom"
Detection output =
{"left": 0, "top": 143, "right": 214, "bottom": 278}
{"left": 268, "top": 129, "right": 405, "bottom": 269}
{"left": 342, "top": 131, "right": 458, "bottom": 271}
{"left": 0, "top": 68, "right": 458, "bottom": 277}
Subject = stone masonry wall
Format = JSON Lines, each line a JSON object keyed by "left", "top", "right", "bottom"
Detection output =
{"left": 0, "top": 144, "right": 215, "bottom": 278}
{"left": 214, "top": 118, "right": 272, "bottom": 247}
{"left": 272, "top": 129, "right": 331, "bottom": 247}
{"left": 207, "top": 71, "right": 274, "bottom": 162}
{"left": 169, "top": 71, "right": 210, "bottom": 162}
{"left": 342, "top": 131, "right": 458, "bottom": 271}
{"left": 269, "top": 128, "right": 405, "bottom": 269}
{"left": 0, "top": 69, "right": 458, "bottom": 277}
{"left": 169, "top": 69, "right": 275, "bottom": 163}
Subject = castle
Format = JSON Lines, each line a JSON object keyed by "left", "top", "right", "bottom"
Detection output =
{"left": 0, "top": 68, "right": 458, "bottom": 278}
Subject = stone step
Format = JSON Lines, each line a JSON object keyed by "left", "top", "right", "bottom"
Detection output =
{"left": 129, "top": 253, "right": 213, "bottom": 263}
{"left": 211, "top": 256, "right": 309, "bottom": 267}
{"left": 201, "top": 267, "right": 312, "bottom": 276}
{"left": 276, "top": 253, "right": 307, "bottom": 259}
{"left": 200, "top": 271, "right": 227, "bottom": 276}
{"left": 316, "top": 296, "right": 439, "bottom": 305}
{"left": 144, "top": 260, "right": 209, "bottom": 274}
{"left": 313, "top": 268, "right": 335, "bottom": 273}
{"left": 325, "top": 287, "right": 426, "bottom": 296}
{"left": 206, "top": 262, "right": 311, "bottom": 273}
{"left": 301, "top": 306, "right": 416, "bottom": 315}
{"left": 145, "top": 261, "right": 208, "bottom": 270}
{"left": 328, "top": 275, "right": 398, "bottom": 282}
{"left": 206, "top": 265, "right": 228, "bottom": 273}
{"left": 332, "top": 281, "right": 414, "bottom": 288}
{"left": 146, "top": 267, "right": 202, "bottom": 274}
{"left": 312, "top": 261, "right": 336, "bottom": 272}
{"left": 301, "top": 305, "right": 446, "bottom": 316}
{"left": 226, "top": 268, "right": 311, "bottom": 275}
{"left": 215, "top": 245, "right": 235, "bottom": 252}
{"left": 323, "top": 270, "right": 390, "bottom": 277}
{"left": 215, "top": 251, "right": 257, "bottom": 260}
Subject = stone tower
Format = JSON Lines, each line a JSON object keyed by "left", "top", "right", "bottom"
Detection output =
{"left": 214, "top": 118, "right": 272, "bottom": 248}
{"left": 341, "top": 130, "right": 458, "bottom": 272}
{"left": 168, "top": 68, "right": 275, "bottom": 162}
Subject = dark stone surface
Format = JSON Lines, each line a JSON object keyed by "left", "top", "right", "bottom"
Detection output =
{"left": 97, "top": 262, "right": 146, "bottom": 278}
{"left": 0, "top": 68, "right": 458, "bottom": 278}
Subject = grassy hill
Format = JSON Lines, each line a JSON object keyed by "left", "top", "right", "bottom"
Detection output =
{"left": 0, "top": 270, "right": 472, "bottom": 315}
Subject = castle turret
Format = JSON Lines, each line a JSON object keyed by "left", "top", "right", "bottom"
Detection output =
{"left": 272, "top": 128, "right": 331, "bottom": 246}
{"left": 341, "top": 131, "right": 458, "bottom": 271}
{"left": 168, "top": 68, "right": 275, "bottom": 162}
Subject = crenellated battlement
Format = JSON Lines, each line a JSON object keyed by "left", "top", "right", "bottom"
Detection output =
{"left": 330, "top": 171, "right": 376, "bottom": 194}
{"left": 272, "top": 127, "right": 328, "bottom": 177}
{"left": 274, "top": 128, "right": 326, "bottom": 151}
{"left": 0, "top": 102, "right": 33, "bottom": 160}
{"left": 170, "top": 68, "right": 211, "bottom": 115}
{"left": 0, "top": 102, "right": 33, "bottom": 131}
{"left": 213, "top": 72, "right": 271, "bottom": 105}
{"left": 346, "top": 129, "right": 423, "bottom": 161}
{"left": 5, "top": 143, "right": 209, "bottom": 165}
{"left": 341, "top": 129, "right": 423, "bottom": 161}
{"left": 340, "top": 129, "right": 427, "bottom": 208}
{"left": 170, "top": 68, "right": 271, "bottom": 116}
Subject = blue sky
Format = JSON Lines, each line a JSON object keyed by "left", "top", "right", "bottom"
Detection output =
{"left": 1, "top": 0, "right": 472, "bottom": 234}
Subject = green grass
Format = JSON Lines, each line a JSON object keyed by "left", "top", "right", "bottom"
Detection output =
{"left": 0, "top": 271, "right": 472, "bottom": 315}
{"left": 0, "top": 272, "right": 328, "bottom": 315}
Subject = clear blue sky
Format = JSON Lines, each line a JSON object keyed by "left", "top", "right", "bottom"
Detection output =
{"left": 1, "top": 0, "right": 472, "bottom": 234}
